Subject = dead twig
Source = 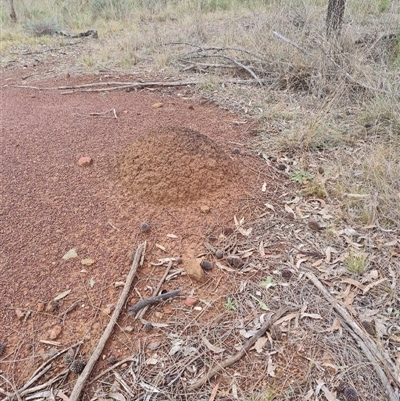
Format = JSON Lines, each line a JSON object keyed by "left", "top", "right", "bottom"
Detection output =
{"left": 306, "top": 271, "right": 399, "bottom": 401}
{"left": 135, "top": 260, "right": 174, "bottom": 320}
{"left": 68, "top": 243, "right": 145, "bottom": 401}
{"left": 88, "top": 356, "right": 137, "bottom": 385}
{"left": 2, "top": 342, "right": 82, "bottom": 401}
{"left": 272, "top": 30, "right": 314, "bottom": 60}
{"left": 128, "top": 289, "right": 181, "bottom": 315}
{"left": 190, "top": 307, "right": 289, "bottom": 390}
{"left": 181, "top": 54, "right": 263, "bottom": 86}
{"left": 167, "top": 42, "right": 267, "bottom": 61}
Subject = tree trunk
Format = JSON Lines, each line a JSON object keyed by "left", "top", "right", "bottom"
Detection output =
{"left": 8, "top": 0, "right": 17, "bottom": 23}
{"left": 326, "top": 0, "right": 346, "bottom": 38}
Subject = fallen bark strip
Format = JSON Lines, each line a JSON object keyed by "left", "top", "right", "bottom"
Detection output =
{"left": 128, "top": 289, "right": 181, "bottom": 315}
{"left": 306, "top": 271, "right": 399, "bottom": 401}
{"left": 135, "top": 260, "right": 174, "bottom": 320}
{"left": 190, "top": 307, "right": 289, "bottom": 390}
{"left": 68, "top": 243, "right": 145, "bottom": 401}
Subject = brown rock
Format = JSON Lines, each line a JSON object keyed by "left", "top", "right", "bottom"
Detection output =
{"left": 37, "top": 303, "right": 45, "bottom": 312}
{"left": 15, "top": 309, "right": 25, "bottom": 320}
{"left": 185, "top": 259, "right": 205, "bottom": 282}
{"left": 152, "top": 103, "right": 163, "bottom": 108}
{"left": 200, "top": 205, "right": 210, "bottom": 214}
{"left": 78, "top": 156, "right": 92, "bottom": 167}
{"left": 48, "top": 325, "right": 62, "bottom": 340}
{"left": 81, "top": 258, "right": 95, "bottom": 266}
{"left": 184, "top": 297, "right": 198, "bottom": 307}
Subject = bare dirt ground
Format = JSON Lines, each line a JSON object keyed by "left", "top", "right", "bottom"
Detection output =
{"left": 1, "top": 45, "right": 400, "bottom": 401}
{"left": 0, "top": 64, "right": 292, "bottom": 394}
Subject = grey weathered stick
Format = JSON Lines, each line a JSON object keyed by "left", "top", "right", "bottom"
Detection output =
{"left": 68, "top": 243, "right": 145, "bottom": 401}
{"left": 135, "top": 260, "right": 174, "bottom": 320}
{"left": 272, "top": 30, "right": 314, "bottom": 59}
{"left": 190, "top": 307, "right": 288, "bottom": 390}
{"left": 306, "top": 271, "right": 399, "bottom": 401}
{"left": 128, "top": 289, "right": 181, "bottom": 315}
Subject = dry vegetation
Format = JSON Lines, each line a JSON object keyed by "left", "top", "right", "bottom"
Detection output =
{"left": 1, "top": 0, "right": 400, "bottom": 400}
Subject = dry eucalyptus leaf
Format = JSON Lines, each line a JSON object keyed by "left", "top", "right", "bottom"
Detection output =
{"left": 264, "top": 203, "right": 275, "bottom": 212}
{"left": 202, "top": 337, "right": 225, "bottom": 354}
{"left": 321, "top": 319, "right": 341, "bottom": 333}
{"left": 361, "top": 269, "right": 379, "bottom": 283}
{"left": 54, "top": 289, "right": 71, "bottom": 301}
{"left": 166, "top": 234, "right": 178, "bottom": 239}
{"left": 321, "top": 385, "right": 337, "bottom": 401}
{"left": 259, "top": 241, "right": 265, "bottom": 257}
{"left": 363, "top": 278, "right": 387, "bottom": 294}
{"left": 155, "top": 244, "right": 166, "bottom": 252}
{"left": 284, "top": 204, "right": 295, "bottom": 219}
{"left": 301, "top": 313, "right": 322, "bottom": 320}
{"left": 254, "top": 337, "right": 269, "bottom": 353}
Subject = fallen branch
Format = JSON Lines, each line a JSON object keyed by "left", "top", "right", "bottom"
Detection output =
{"left": 68, "top": 243, "right": 145, "bottom": 401}
{"left": 128, "top": 289, "right": 181, "bottom": 315}
{"left": 14, "top": 78, "right": 268, "bottom": 94}
{"left": 135, "top": 260, "right": 174, "bottom": 320}
{"left": 181, "top": 54, "right": 263, "bottom": 86}
{"left": 272, "top": 30, "right": 314, "bottom": 60}
{"left": 167, "top": 42, "right": 267, "bottom": 61}
{"left": 306, "top": 272, "right": 399, "bottom": 401}
{"left": 190, "top": 307, "right": 289, "bottom": 390}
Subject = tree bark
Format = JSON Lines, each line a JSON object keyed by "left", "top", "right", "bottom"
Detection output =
{"left": 8, "top": 0, "right": 17, "bottom": 23}
{"left": 326, "top": 0, "right": 346, "bottom": 38}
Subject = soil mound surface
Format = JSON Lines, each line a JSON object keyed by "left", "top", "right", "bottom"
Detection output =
{"left": 119, "top": 127, "right": 239, "bottom": 206}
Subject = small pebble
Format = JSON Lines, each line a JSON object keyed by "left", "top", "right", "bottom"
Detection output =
{"left": 277, "top": 163, "right": 287, "bottom": 171}
{"left": 185, "top": 297, "right": 198, "bottom": 307}
{"left": 143, "top": 322, "right": 153, "bottom": 332}
{"left": 226, "top": 256, "right": 244, "bottom": 269}
{"left": 308, "top": 220, "right": 323, "bottom": 231}
{"left": 78, "top": 156, "right": 92, "bottom": 167}
{"left": 231, "top": 148, "right": 241, "bottom": 154}
{"left": 215, "top": 249, "right": 224, "bottom": 259}
{"left": 200, "top": 260, "right": 213, "bottom": 271}
{"left": 281, "top": 269, "right": 293, "bottom": 279}
{"left": 140, "top": 222, "right": 151, "bottom": 232}
{"left": 108, "top": 355, "right": 118, "bottom": 365}
{"left": 0, "top": 342, "right": 5, "bottom": 356}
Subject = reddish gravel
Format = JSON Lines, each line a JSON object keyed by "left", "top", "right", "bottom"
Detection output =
{"left": 0, "top": 71, "right": 276, "bottom": 384}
